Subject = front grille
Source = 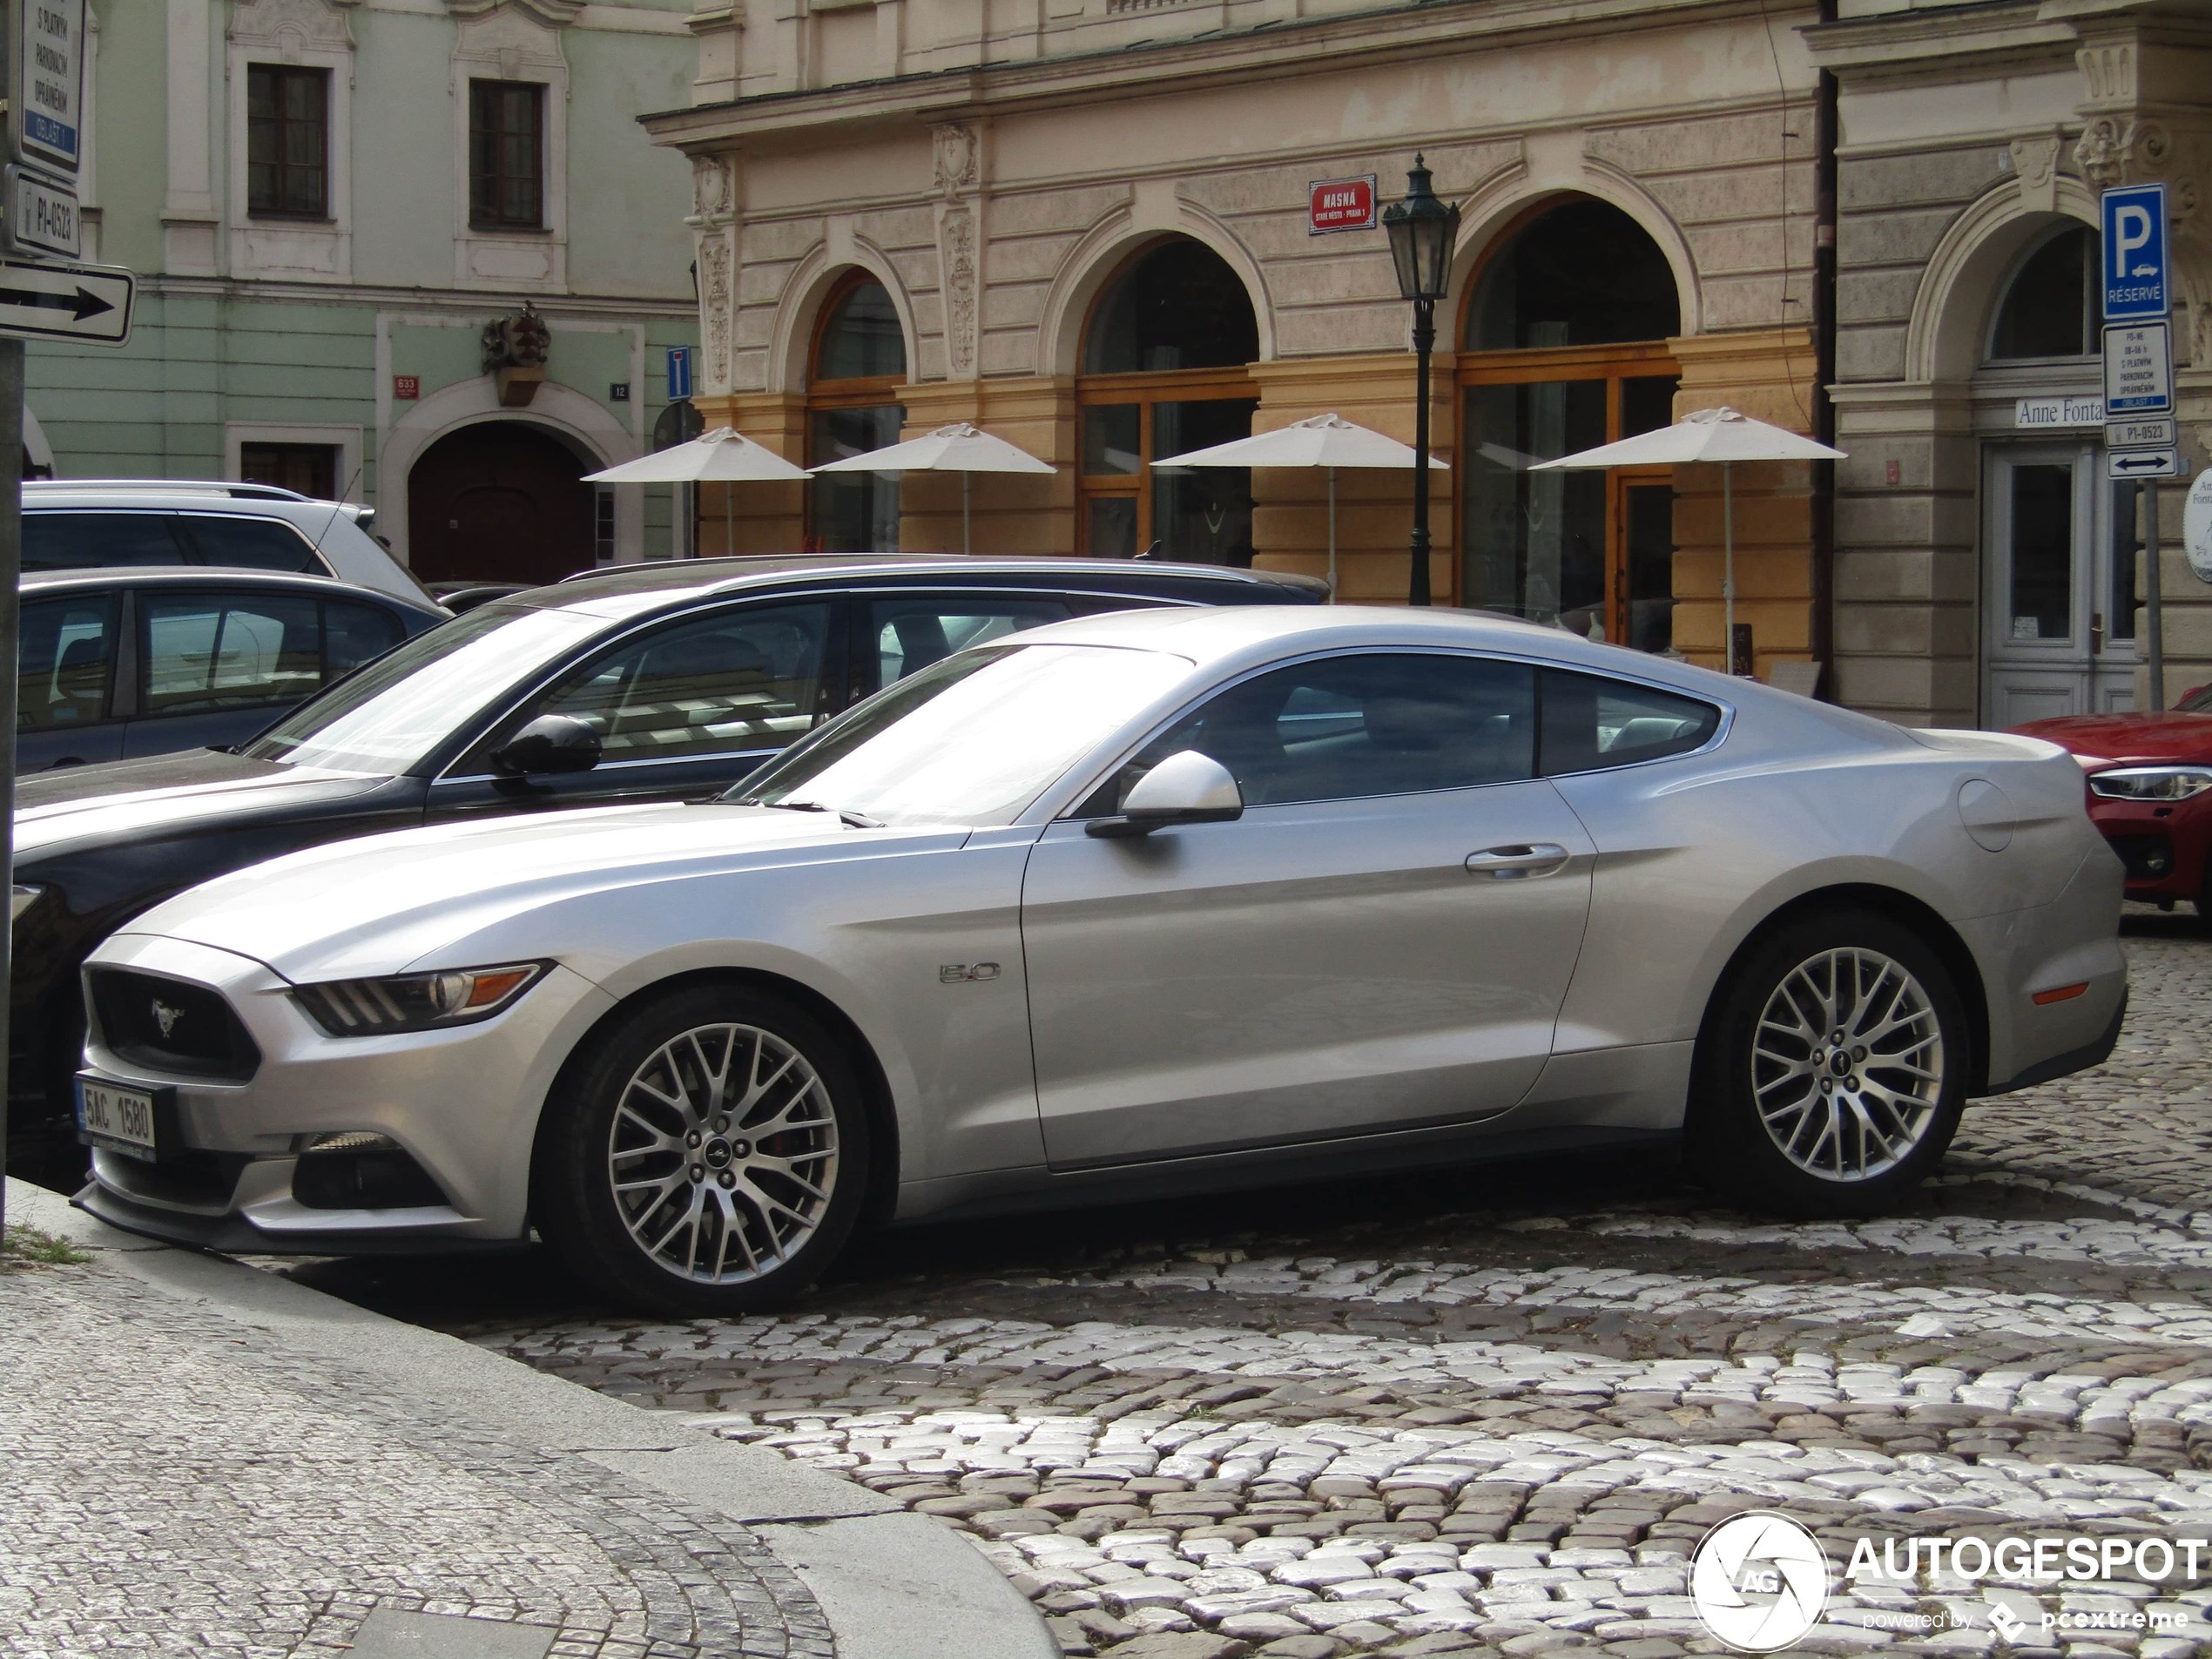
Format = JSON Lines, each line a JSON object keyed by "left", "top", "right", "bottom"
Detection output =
{"left": 2109, "top": 834, "right": 2175, "bottom": 881}
{"left": 88, "top": 968, "right": 261, "bottom": 1082}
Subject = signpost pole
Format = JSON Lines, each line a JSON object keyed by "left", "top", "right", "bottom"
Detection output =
{"left": 0, "top": 3, "right": 21, "bottom": 1238}
{"left": 2147, "top": 478, "right": 2165, "bottom": 710}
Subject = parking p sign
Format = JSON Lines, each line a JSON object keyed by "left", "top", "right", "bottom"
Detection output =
{"left": 2101, "top": 183, "right": 2168, "bottom": 320}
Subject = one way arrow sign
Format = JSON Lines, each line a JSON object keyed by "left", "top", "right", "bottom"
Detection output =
{"left": 0, "top": 255, "right": 132, "bottom": 345}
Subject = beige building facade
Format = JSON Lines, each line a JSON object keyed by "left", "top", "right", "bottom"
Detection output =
{"left": 1812, "top": 0, "right": 2212, "bottom": 728}
{"left": 643, "top": 0, "right": 2210, "bottom": 720}
{"left": 646, "top": 0, "right": 1830, "bottom": 684}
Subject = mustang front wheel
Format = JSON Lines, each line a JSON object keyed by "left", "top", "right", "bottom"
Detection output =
{"left": 536, "top": 986, "right": 869, "bottom": 1313}
{"left": 1692, "top": 911, "right": 1967, "bottom": 1217}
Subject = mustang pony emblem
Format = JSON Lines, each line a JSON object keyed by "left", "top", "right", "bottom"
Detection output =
{"left": 152, "top": 1000, "right": 184, "bottom": 1039}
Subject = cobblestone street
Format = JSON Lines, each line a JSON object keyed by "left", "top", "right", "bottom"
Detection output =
{"left": 314, "top": 911, "right": 2212, "bottom": 1659}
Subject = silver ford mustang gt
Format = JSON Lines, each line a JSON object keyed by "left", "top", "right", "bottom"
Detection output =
{"left": 74, "top": 606, "right": 2126, "bottom": 1312}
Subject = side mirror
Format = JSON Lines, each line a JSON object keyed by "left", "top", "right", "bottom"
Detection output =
{"left": 1086, "top": 750, "right": 1243, "bottom": 839}
{"left": 492, "top": 714, "right": 603, "bottom": 777}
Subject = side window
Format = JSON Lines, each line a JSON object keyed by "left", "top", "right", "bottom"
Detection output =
{"left": 869, "top": 596, "right": 1072, "bottom": 688}
{"left": 22, "top": 514, "right": 189, "bottom": 571}
{"left": 1538, "top": 669, "right": 1720, "bottom": 775}
{"left": 18, "top": 598, "right": 119, "bottom": 729}
{"left": 323, "top": 600, "right": 406, "bottom": 677}
{"left": 177, "top": 515, "right": 327, "bottom": 574}
{"left": 516, "top": 602, "right": 833, "bottom": 764}
{"left": 140, "top": 591, "right": 324, "bottom": 717}
{"left": 1084, "top": 651, "right": 1538, "bottom": 813}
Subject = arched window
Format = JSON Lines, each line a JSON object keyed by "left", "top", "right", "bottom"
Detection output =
{"left": 1076, "top": 239, "right": 1260, "bottom": 563}
{"left": 1459, "top": 198, "right": 1683, "bottom": 651}
{"left": 807, "top": 273, "right": 907, "bottom": 552}
{"left": 1988, "top": 225, "right": 2096, "bottom": 361}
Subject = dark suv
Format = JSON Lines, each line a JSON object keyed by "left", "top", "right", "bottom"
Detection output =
{"left": 10, "top": 553, "right": 1324, "bottom": 1176}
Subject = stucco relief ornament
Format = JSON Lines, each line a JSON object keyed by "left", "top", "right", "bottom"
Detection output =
{"left": 691, "top": 154, "right": 734, "bottom": 225}
{"left": 941, "top": 208, "right": 977, "bottom": 378}
{"left": 2074, "top": 118, "right": 2135, "bottom": 192}
{"left": 698, "top": 233, "right": 734, "bottom": 387}
{"left": 933, "top": 124, "right": 978, "bottom": 200}
{"left": 2007, "top": 134, "right": 2057, "bottom": 190}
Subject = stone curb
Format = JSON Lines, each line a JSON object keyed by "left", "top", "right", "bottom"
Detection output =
{"left": 8, "top": 1178, "right": 1056, "bottom": 1659}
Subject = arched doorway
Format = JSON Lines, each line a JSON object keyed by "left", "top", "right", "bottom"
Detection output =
{"left": 408, "top": 421, "right": 596, "bottom": 586}
{"left": 1076, "top": 239, "right": 1260, "bottom": 563}
{"left": 1458, "top": 198, "right": 1683, "bottom": 647}
{"left": 1973, "top": 222, "right": 2131, "bottom": 723}
{"left": 806, "top": 272, "right": 907, "bottom": 552}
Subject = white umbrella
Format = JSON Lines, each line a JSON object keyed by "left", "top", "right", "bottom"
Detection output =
{"left": 1160, "top": 414, "right": 1447, "bottom": 600}
{"left": 1530, "top": 407, "right": 1844, "bottom": 674}
{"left": 582, "top": 427, "right": 812, "bottom": 558}
{"left": 810, "top": 422, "right": 1055, "bottom": 554}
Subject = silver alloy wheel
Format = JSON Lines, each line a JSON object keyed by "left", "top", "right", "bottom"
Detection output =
{"left": 1750, "top": 947, "right": 1946, "bottom": 1182}
{"left": 605, "top": 1022, "right": 840, "bottom": 1284}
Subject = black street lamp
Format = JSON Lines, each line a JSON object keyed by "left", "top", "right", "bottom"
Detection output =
{"left": 1380, "top": 154, "right": 1460, "bottom": 606}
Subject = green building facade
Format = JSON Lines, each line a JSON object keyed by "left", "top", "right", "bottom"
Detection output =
{"left": 28, "top": 0, "right": 701, "bottom": 581}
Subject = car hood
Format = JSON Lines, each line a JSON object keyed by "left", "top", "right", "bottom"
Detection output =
{"left": 15, "top": 752, "right": 391, "bottom": 860}
{"left": 2010, "top": 711, "right": 2212, "bottom": 766}
{"left": 124, "top": 800, "right": 968, "bottom": 983}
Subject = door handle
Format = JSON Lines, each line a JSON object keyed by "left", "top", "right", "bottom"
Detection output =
{"left": 1465, "top": 843, "right": 1571, "bottom": 880}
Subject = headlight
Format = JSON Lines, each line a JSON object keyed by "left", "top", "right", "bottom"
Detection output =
{"left": 293, "top": 961, "right": 548, "bottom": 1036}
{"left": 10, "top": 884, "right": 43, "bottom": 922}
{"left": 2087, "top": 766, "right": 2212, "bottom": 800}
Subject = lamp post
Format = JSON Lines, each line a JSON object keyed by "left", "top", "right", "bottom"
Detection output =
{"left": 1380, "top": 154, "right": 1459, "bottom": 606}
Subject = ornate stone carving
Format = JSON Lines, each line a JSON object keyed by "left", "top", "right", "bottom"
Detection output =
{"left": 227, "top": 0, "right": 355, "bottom": 51}
{"left": 940, "top": 206, "right": 976, "bottom": 379}
{"left": 691, "top": 153, "right": 735, "bottom": 224}
{"left": 698, "top": 230, "right": 734, "bottom": 390}
{"left": 933, "top": 123, "right": 977, "bottom": 200}
{"left": 2009, "top": 131, "right": 2061, "bottom": 213}
{"left": 2074, "top": 117, "right": 2134, "bottom": 192}
{"left": 448, "top": 0, "right": 583, "bottom": 27}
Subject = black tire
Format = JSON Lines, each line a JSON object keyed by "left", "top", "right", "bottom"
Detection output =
{"left": 534, "top": 984, "right": 869, "bottom": 1315}
{"left": 1688, "top": 909, "right": 1969, "bottom": 1218}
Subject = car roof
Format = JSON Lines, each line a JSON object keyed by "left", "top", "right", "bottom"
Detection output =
{"left": 518, "top": 553, "right": 1328, "bottom": 622}
{"left": 1005, "top": 602, "right": 1746, "bottom": 691}
{"left": 19, "top": 564, "right": 442, "bottom": 612}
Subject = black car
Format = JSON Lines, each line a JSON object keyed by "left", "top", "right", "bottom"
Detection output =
{"left": 9, "top": 553, "right": 1325, "bottom": 1170}
{"left": 17, "top": 567, "right": 446, "bottom": 772}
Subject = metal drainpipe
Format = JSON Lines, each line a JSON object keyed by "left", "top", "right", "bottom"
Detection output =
{"left": 1811, "top": 3, "right": 1840, "bottom": 697}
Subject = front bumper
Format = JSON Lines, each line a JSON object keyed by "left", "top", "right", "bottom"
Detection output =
{"left": 75, "top": 932, "right": 617, "bottom": 1251}
{"left": 2087, "top": 792, "right": 2212, "bottom": 903}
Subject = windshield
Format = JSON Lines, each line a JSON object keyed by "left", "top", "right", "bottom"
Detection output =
{"left": 736, "top": 643, "right": 1193, "bottom": 827}
{"left": 244, "top": 603, "right": 609, "bottom": 773}
{"left": 2180, "top": 685, "right": 2212, "bottom": 714}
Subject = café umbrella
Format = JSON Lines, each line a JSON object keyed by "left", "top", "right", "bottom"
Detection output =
{"left": 1529, "top": 407, "right": 1844, "bottom": 672}
{"left": 582, "top": 427, "right": 812, "bottom": 558}
{"left": 809, "top": 422, "right": 1055, "bottom": 554}
{"left": 1158, "top": 414, "right": 1447, "bottom": 599}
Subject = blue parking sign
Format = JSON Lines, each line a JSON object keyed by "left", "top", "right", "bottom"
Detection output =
{"left": 666, "top": 345, "right": 693, "bottom": 401}
{"left": 2101, "top": 184, "right": 2168, "bottom": 320}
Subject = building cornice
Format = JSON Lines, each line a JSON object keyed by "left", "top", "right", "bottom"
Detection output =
{"left": 1803, "top": 1, "right": 2074, "bottom": 77}
{"left": 138, "top": 274, "right": 697, "bottom": 318}
{"left": 641, "top": 0, "right": 1817, "bottom": 152}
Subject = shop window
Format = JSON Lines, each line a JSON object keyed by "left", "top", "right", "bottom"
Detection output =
{"left": 1077, "top": 239, "right": 1259, "bottom": 564}
{"left": 1989, "top": 226, "right": 2096, "bottom": 362}
{"left": 240, "top": 442, "right": 337, "bottom": 499}
{"left": 246, "top": 65, "right": 330, "bottom": 219}
{"left": 806, "top": 273, "right": 907, "bottom": 553}
{"left": 1459, "top": 197, "right": 1682, "bottom": 649}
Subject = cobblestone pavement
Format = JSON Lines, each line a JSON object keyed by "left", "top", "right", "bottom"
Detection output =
{"left": 0, "top": 1255, "right": 831, "bottom": 1659}
{"left": 339, "top": 912, "right": 2212, "bottom": 1659}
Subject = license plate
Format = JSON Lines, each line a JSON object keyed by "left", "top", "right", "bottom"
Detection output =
{"left": 77, "top": 1076, "right": 159, "bottom": 1161}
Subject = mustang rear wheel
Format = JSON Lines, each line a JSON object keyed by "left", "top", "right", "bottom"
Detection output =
{"left": 1691, "top": 910, "right": 1968, "bottom": 1217}
{"left": 536, "top": 985, "right": 869, "bottom": 1313}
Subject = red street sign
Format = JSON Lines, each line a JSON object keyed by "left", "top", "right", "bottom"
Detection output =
{"left": 393, "top": 374, "right": 419, "bottom": 400}
{"left": 1309, "top": 174, "right": 1378, "bottom": 235}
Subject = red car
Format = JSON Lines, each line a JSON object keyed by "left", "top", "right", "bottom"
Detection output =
{"left": 2014, "top": 688, "right": 2212, "bottom": 914}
